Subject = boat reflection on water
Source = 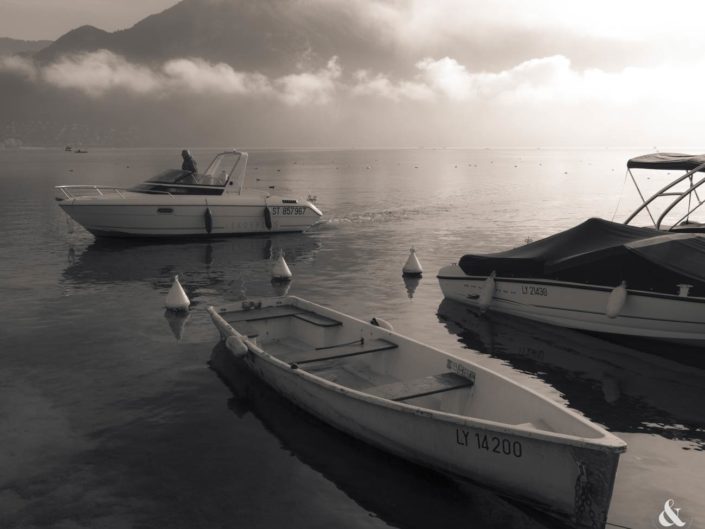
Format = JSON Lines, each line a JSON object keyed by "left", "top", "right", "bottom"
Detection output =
{"left": 209, "top": 343, "right": 565, "bottom": 529}
{"left": 61, "top": 233, "right": 321, "bottom": 289}
{"left": 437, "top": 299, "right": 705, "bottom": 449}
{"left": 164, "top": 309, "right": 190, "bottom": 341}
{"left": 403, "top": 275, "right": 421, "bottom": 299}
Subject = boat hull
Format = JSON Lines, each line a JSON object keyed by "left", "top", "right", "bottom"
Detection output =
{"left": 59, "top": 195, "right": 321, "bottom": 237}
{"left": 438, "top": 263, "right": 705, "bottom": 345}
{"left": 250, "top": 354, "right": 618, "bottom": 528}
{"left": 209, "top": 298, "right": 625, "bottom": 529}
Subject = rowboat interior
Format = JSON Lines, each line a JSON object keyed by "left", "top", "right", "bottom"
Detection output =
{"left": 213, "top": 300, "right": 606, "bottom": 440}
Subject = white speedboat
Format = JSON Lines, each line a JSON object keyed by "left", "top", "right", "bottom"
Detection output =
{"left": 438, "top": 218, "right": 705, "bottom": 345}
{"left": 623, "top": 152, "right": 705, "bottom": 232}
{"left": 56, "top": 150, "right": 322, "bottom": 238}
{"left": 208, "top": 296, "right": 626, "bottom": 529}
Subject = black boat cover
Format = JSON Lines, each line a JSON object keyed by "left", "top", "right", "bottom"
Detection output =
{"left": 458, "top": 218, "right": 705, "bottom": 295}
{"left": 627, "top": 153, "right": 705, "bottom": 172}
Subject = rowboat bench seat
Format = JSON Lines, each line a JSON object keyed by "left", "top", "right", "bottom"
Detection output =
{"left": 365, "top": 372, "right": 474, "bottom": 402}
{"left": 289, "top": 338, "right": 398, "bottom": 365}
{"left": 225, "top": 305, "right": 342, "bottom": 327}
{"left": 293, "top": 312, "right": 342, "bottom": 327}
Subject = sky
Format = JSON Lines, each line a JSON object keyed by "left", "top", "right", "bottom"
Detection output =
{"left": 2, "top": 0, "right": 705, "bottom": 147}
{"left": 0, "top": 0, "right": 180, "bottom": 40}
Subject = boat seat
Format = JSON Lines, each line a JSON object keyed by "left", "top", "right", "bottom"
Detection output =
{"left": 365, "top": 372, "right": 474, "bottom": 402}
{"left": 225, "top": 305, "right": 304, "bottom": 323}
{"left": 293, "top": 312, "right": 342, "bottom": 327}
{"left": 224, "top": 306, "right": 341, "bottom": 327}
{"left": 289, "top": 338, "right": 397, "bottom": 365}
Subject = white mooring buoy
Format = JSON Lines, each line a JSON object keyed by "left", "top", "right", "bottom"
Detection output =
{"left": 402, "top": 248, "right": 423, "bottom": 277}
{"left": 272, "top": 250, "right": 292, "bottom": 281}
{"left": 165, "top": 275, "right": 190, "bottom": 312}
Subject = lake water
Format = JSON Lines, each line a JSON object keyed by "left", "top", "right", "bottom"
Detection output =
{"left": 1, "top": 147, "right": 703, "bottom": 529}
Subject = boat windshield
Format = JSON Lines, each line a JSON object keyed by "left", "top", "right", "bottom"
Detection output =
{"left": 140, "top": 152, "right": 243, "bottom": 189}
{"left": 201, "top": 151, "right": 242, "bottom": 188}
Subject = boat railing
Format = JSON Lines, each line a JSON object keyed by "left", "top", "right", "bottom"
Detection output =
{"left": 658, "top": 175, "right": 705, "bottom": 229}
{"left": 624, "top": 161, "right": 705, "bottom": 229}
{"left": 55, "top": 185, "right": 174, "bottom": 200}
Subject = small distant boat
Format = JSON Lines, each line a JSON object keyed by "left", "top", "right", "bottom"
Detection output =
{"left": 624, "top": 152, "right": 705, "bottom": 233}
{"left": 64, "top": 146, "right": 72, "bottom": 152}
{"left": 55, "top": 149, "right": 322, "bottom": 238}
{"left": 208, "top": 296, "right": 626, "bottom": 529}
{"left": 438, "top": 218, "right": 705, "bottom": 345}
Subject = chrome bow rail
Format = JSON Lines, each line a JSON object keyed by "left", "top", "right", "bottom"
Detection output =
{"left": 54, "top": 185, "right": 173, "bottom": 200}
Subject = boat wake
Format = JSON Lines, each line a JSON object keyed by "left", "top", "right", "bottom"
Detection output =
{"left": 322, "top": 203, "right": 454, "bottom": 226}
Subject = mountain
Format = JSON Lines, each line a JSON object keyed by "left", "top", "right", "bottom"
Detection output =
{"left": 0, "top": 37, "right": 51, "bottom": 56}
{"left": 34, "top": 25, "right": 110, "bottom": 62}
{"left": 34, "top": 0, "right": 403, "bottom": 75}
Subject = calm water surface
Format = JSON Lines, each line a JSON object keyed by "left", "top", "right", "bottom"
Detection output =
{"left": 1, "top": 148, "right": 703, "bottom": 529}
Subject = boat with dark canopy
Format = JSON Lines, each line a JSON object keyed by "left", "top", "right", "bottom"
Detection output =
{"left": 438, "top": 218, "right": 705, "bottom": 345}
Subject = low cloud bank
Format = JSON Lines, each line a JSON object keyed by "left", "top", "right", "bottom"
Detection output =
{"left": 0, "top": 50, "right": 695, "bottom": 108}
{"left": 0, "top": 51, "right": 343, "bottom": 104}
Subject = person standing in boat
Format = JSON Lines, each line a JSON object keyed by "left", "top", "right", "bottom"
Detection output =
{"left": 181, "top": 149, "right": 198, "bottom": 173}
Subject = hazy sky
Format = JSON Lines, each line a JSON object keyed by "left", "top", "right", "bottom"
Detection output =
{"left": 3, "top": 0, "right": 705, "bottom": 147}
{"left": 0, "top": 0, "right": 179, "bottom": 40}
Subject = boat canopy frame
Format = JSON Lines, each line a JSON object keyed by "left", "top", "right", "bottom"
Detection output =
{"left": 623, "top": 153, "right": 705, "bottom": 230}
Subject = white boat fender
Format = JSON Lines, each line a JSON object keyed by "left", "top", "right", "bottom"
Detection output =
{"left": 402, "top": 248, "right": 423, "bottom": 277}
{"left": 264, "top": 206, "right": 272, "bottom": 230}
{"left": 370, "top": 317, "right": 393, "bottom": 331}
{"left": 204, "top": 207, "right": 213, "bottom": 234}
{"left": 606, "top": 281, "right": 627, "bottom": 319}
{"left": 225, "top": 335, "right": 249, "bottom": 357}
{"left": 165, "top": 275, "right": 190, "bottom": 312}
{"left": 478, "top": 271, "right": 496, "bottom": 312}
{"left": 272, "top": 251, "right": 292, "bottom": 281}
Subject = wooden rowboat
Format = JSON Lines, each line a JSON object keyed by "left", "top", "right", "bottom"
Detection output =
{"left": 207, "top": 296, "right": 626, "bottom": 529}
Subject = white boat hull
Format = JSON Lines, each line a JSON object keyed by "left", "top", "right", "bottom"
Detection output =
{"left": 59, "top": 193, "right": 321, "bottom": 237}
{"left": 438, "top": 263, "right": 705, "bottom": 345}
{"left": 208, "top": 297, "right": 625, "bottom": 529}
{"left": 252, "top": 356, "right": 618, "bottom": 525}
